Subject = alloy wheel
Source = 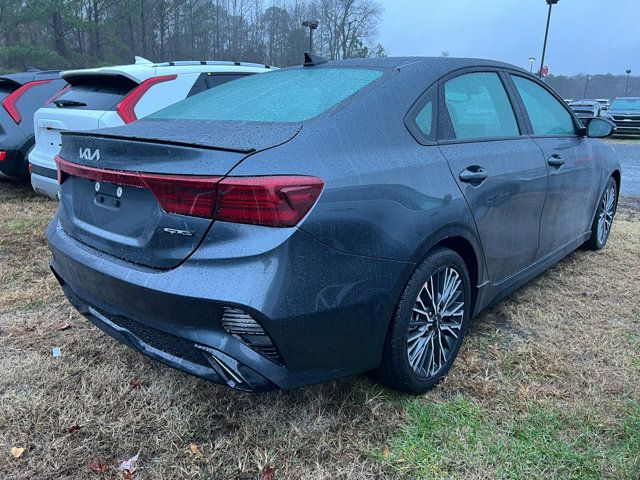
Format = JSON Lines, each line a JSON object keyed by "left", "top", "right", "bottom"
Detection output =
{"left": 407, "top": 266, "right": 465, "bottom": 378}
{"left": 597, "top": 185, "right": 616, "bottom": 245}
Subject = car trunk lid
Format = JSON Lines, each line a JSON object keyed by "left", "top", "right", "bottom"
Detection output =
{"left": 56, "top": 122, "right": 301, "bottom": 269}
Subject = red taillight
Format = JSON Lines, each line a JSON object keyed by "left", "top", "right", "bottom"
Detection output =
{"left": 116, "top": 75, "right": 177, "bottom": 123}
{"left": 45, "top": 84, "right": 71, "bottom": 106}
{"left": 55, "top": 156, "right": 324, "bottom": 227}
{"left": 2, "top": 80, "right": 52, "bottom": 124}
{"left": 0, "top": 151, "right": 6, "bottom": 162}
{"left": 55, "top": 155, "right": 220, "bottom": 217}
{"left": 215, "top": 176, "right": 325, "bottom": 227}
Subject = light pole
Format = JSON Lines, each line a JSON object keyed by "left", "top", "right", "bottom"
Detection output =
{"left": 539, "top": 0, "right": 559, "bottom": 78}
{"left": 626, "top": 69, "right": 632, "bottom": 96}
{"left": 583, "top": 75, "right": 591, "bottom": 99}
{"left": 529, "top": 57, "right": 536, "bottom": 73}
{"left": 302, "top": 20, "right": 319, "bottom": 53}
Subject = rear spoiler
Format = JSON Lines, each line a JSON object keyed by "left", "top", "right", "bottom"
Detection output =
{"left": 60, "top": 72, "right": 139, "bottom": 90}
{"left": 0, "top": 77, "right": 23, "bottom": 90}
{"left": 61, "top": 131, "right": 257, "bottom": 154}
{"left": 61, "top": 68, "right": 148, "bottom": 84}
{"left": 0, "top": 70, "right": 63, "bottom": 88}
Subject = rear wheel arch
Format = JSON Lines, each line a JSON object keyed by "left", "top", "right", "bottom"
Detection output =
{"left": 611, "top": 170, "right": 621, "bottom": 201}
{"left": 433, "top": 236, "right": 479, "bottom": 315}
{"left": 589, "top": 170, "right": 621, "bottom": 227}
{"left": 394, "top": 225, "right": 484, "bottom": 325}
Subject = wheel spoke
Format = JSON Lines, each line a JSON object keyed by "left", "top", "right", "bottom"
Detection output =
{"left": 442, "top": 301, "right": 464, "bottom": 318}
{"left": 408, "top": 336, "right": 427, "bottom": 369}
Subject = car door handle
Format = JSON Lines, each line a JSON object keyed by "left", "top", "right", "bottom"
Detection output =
{"left": 548, "top": 154, "right": 565, "bottom": 167}
{"left": 459, "top": 167, "right": 488, "bottom": 183}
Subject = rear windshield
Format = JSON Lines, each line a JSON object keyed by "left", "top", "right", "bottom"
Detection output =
{"left": 54, "top": 75, "right": 136, "bottom": 110}
{"left": 149, "top": 68, "right": 383, "bottom": 123}
{"left": 0, "top": 81, "right": 18, "bottom": 101}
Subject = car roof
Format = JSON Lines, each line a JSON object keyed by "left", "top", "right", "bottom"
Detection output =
{"left": 310, "top": 56, "right": 525, "bottom": 72}
{"left": 61, "top": 57, "right": 275, "bottom": 83}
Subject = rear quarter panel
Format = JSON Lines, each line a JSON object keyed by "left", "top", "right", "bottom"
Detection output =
{"left": 228, "top": 64, "right": 483, "bottom": 269}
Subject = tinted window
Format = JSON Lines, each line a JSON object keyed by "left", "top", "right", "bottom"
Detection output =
{"left": 55, "top": 75, "right": 136, "bottom": 110}
{"left": 443, "top": 72, "right": 519, "bottom": 140}
{"left": 149, "top": 68, "right": 383, "bottom": 123}
{"left": 204, "top": 73, "right": 248, "bottom": 89}
{"left": 187, "top": 73, "right": 251, "bottom": 97}
{"left": 415, "top": 100, "right": 434, "bottom": 136}
{"left": 511, "top": 75, "right": 576, "bottom": 136}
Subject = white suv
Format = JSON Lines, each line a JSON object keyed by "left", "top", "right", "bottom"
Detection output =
{"left": 29, "top": 57, "right": 274, "bottom": 198}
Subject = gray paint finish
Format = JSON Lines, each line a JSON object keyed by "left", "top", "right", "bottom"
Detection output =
{"left": 48, "top": 57, "right": 621, "bottom": 391}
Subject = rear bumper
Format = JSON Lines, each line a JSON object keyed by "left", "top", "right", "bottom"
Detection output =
{"left": 30, "top": 166, "right": 59, "bottom": 199}
{"left": 29, "top": 147, "right": 59, "bottom": 197}
{"left": 47, "top": 217, "right": 411, "bottom": 391}
{"left": 0, "top": 114, "right": 31, "bottom": 178}
{"left": 0, "top": 149, "right": 29, "bottom": 178}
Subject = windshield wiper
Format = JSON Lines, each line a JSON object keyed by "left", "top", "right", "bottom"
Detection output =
{"left": 54, "top": 99, "right": 87, "bottom": 108}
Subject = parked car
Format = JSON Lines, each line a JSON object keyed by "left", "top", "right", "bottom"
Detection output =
{"left": 596, "top": 98, "right": 610, "bottom": 111}
{"left": 0, "top": 69, "right": 66, "bottom": 179}
{"left": 568, "top": 100, "right": 602, "bottom": 125}
{"left": 601, "top": 97, "right": 640, "bottom": 134}
{"left": 29, "top": 57, "right": 274, "bottom": 198}
{"left": 47, "top": 56, "right": 620, "bottom": 394}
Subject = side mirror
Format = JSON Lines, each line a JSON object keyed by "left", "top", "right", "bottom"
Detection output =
{"left": 587, "top": 117, "right": 616, "bottom": 138}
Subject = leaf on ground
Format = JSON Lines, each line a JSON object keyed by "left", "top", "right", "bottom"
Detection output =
{"left": 89, "top": 460, "right": 108, "bottom": 473}
{"left": 53, "top": 322, "right": 73, "bottom": 331}
{"left": 129, "top": 378, "right": 144, "bottom": 389}
{"left": 488, "top": 342, "right": 500, "bottom": 352}
{"left": 10, "top": 447, "right": 24, "bottom": 459}
{"left": 189, "top": 443, "right": 202, "bottom": 457}
{"left": 259, "top": 466, "right": 276, "bottom": 480}
{"left": 383, "top": 447, "right": 390, "bottom": 460}
{"left": 67, "top": 424, "right": 81, "bottom": 434}
{"left": 119, "top": 451, "right": 140, "bottom": 473}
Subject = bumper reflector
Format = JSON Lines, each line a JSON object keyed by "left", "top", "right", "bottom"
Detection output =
{"left": 221, "top": 307, "right": 282, "bottom": 364}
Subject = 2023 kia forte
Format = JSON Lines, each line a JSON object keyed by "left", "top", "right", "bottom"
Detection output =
{"left": 47, "top": 56, "right": 621, "bottom": 393}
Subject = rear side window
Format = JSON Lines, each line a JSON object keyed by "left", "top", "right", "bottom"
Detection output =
{"left": 415, "top": 102, "right": 433, "bottom": 136}
{"left": 511, "top": 75, "right": 576, "bottom": 136}
{"left": 54, "top": 75, "right": 137, "bottom": 110}
{"left": 187, "top": 73, "right": 250, "bottom": 97}
{"left": 149, "top": 68, "right": 383, "bottom": 123}
{"left": 443, "top": 72, "right": 519, "bottom": 140}
{"left": 205, "top": 73, "right": 248, "bottom": 89}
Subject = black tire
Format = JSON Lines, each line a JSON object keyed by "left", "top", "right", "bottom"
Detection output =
{"left": 584, "top": 176, "right": 617, "bottom": 251}
{"left": 376, "top": 247, "right": 471, "bottom": 394}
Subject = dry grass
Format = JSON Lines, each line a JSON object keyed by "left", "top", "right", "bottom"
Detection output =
{"left": 0, "top": 180, "right": 638, "bottom": 479}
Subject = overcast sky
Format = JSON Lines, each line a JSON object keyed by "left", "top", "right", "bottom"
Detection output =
{"left": 378, "top": 0, "right": 640, "bottom": 76}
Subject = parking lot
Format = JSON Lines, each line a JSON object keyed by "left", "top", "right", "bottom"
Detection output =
{"left": 608, "top": 137, "right": 640, "bottom": 196}
{"left": 0, "top": 138, "right": 638, "bottom": 479}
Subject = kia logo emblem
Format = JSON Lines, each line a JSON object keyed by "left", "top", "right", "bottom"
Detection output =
{"left": 79, "top": 148, "right": 100, "bottom": 161}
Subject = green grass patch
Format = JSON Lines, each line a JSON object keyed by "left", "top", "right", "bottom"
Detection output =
{"left": 4, "top": 218, "right": 45, "bottom": 234}
{"left": 384, "top": 395, "right": 640, "bottom": 479}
